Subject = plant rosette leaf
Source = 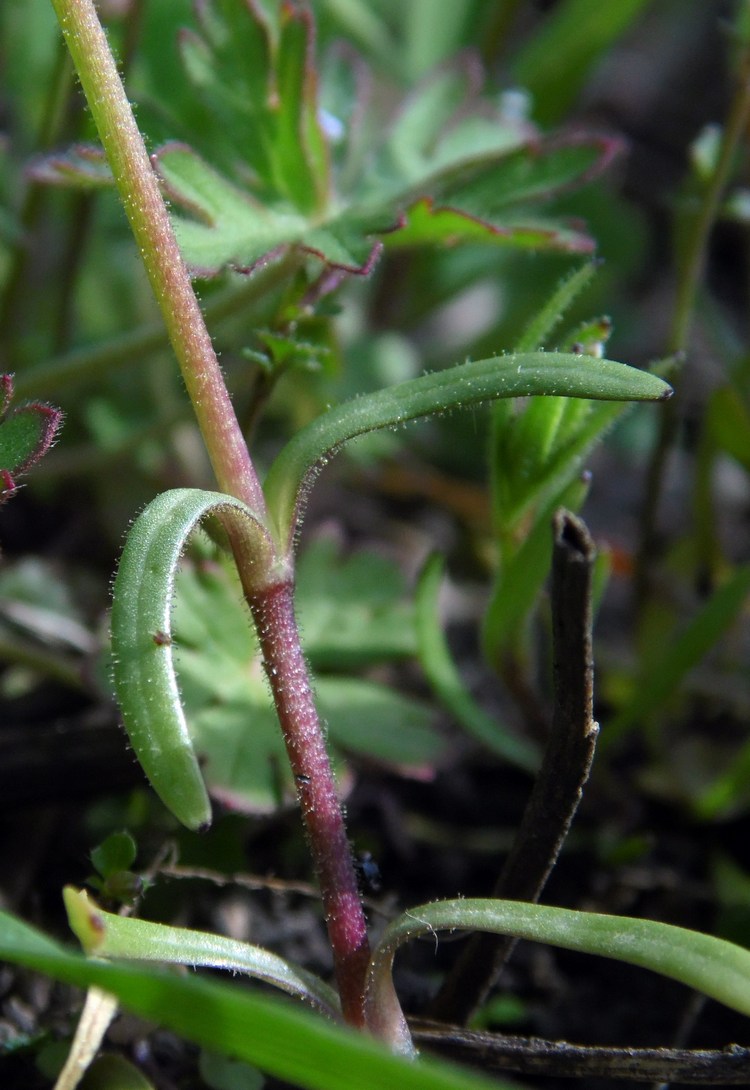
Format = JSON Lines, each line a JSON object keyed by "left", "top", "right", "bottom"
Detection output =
{"left": 34, "top": 3, "right": 621, "bottom": 274}
{"left": 153, "top": 129, "right": 617, "bottom": 277}
{"left": 170, "top": 541, "right": 445, "bottom": 815}
{"left": 0, "top": 375, "right": 62, "bottom": 503}
{"left": 138, "top": 3, "right": 621, "bottom": 275}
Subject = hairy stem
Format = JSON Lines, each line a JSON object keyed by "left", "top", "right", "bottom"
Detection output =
{"left": 246, "top": 579, "right": 372, "bottom": 1027}
{"left": 50, "top": 0, "right": 265, "bottom": 515}
{"left": 51, "top": 0, "right": 375, "bottom": 1028}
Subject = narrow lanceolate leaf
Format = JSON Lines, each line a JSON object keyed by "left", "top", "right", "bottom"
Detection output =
{"left": 64, "top": 888, "right": 340, "bottom": 1019}
{"left": 110, "top": 488, "right": 277, "bottom": 831}
{"left": 0, "top": 909, "right": 515, "bottom": 1090}
{"left": 415, "top": 555, "right": 540, "bottom": 772}
{"left": 607, "top": 563, "right": 750, "bottom": 746}
{"left": 365, "top": 898, "right": 750, "bottom": 1053}
{"left": 263, "top": 352, "right": 671, "bottom": 547}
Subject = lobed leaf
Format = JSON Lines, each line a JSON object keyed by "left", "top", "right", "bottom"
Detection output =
{"left": 151, "top": 5, "right": 621, "bottom": 274}
{"left": 0, "top": 376, "right": 62, "bottom": 504}
{"left": 64, "top": 887, "right": 341, "bottom": 1018}
{"left": 170, "top": 544, "right": 444, "bottom": 814}
{"left": 35, "top": 4, "right": 625, "bottom": 274}
{"left": 155, "top": 143, "right": 383, "bottom": 276}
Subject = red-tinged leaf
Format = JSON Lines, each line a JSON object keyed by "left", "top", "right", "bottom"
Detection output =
{"left": 155, "top": 143, "right": 383, "bottom": 276}
{"left": 384, "top": 197, "right": 596, "bottom": 254}
{"left": 26, "top": 144, "right": 112, "bottom": 188}
{"left": 420, "top": 134, "right": 623, "bottom": 219}
{"left": 32, "top": 5, "right": 623, "bottom": 275}
{"left": 0, "top": 392, "right": 62, "bottom": 490}
{"left": 0, "top": 375, "right": 13, "bottom": 416}
{"left": 0, "top": 470, "right": 16, "bottom": 505}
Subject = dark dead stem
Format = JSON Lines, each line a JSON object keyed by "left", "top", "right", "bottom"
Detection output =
{"left": 428, "top": 509, "right": 598, "bottom": 1024}
{"left": 247, "top": 579, "right": 371, "bottom": 1027}
{"left": 411, "top": 1021, "right": 750, "bottom": 1084}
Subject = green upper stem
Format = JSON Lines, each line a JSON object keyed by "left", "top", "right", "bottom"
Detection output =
{"left": 50, "top": 0, "right": 267, "bottom": 517}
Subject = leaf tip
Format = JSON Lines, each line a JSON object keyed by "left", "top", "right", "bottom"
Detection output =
{"left": 63, "top": 886, "right": 106, "bottom": 955}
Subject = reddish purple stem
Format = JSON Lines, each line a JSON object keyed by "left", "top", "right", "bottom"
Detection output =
{"left": 247, "top": 579, "right": 371, "bottom": 1026}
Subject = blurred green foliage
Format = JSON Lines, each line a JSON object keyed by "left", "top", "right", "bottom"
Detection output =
{"left": 2, "top": 1, "right": 750, "bottom": 1082}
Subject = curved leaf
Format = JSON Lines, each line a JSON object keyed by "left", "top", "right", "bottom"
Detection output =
{"left": 0, "top": 908, "right": 514, "bottom": 1090}
{"left": 365, "top": 898, "right": 750, "bottom": 1052}
{"left": 110, "top": 488, "right": 276, "bottom": 831}
{"left": 415, "top": 555, "right": 540, "bottom": 771}
{"left": 263, "top": 352, "right": 672, "bottom": 546}
{"left": 64, "top": 887, "right": 340, "bottom": 1019}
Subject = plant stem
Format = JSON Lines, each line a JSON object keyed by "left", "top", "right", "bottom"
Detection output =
{"left": 247, "top": 578, "right": 371, "bottom": 1027}
{"left": 50, "top": 0, "right": 265, "bottom": 516}
{"left": 429, "top": 510, "right": 598, "bottom": 1023}
{"left": 51, "top": 0, "right": 375, "bottom": 1032}
{"left": 635, "top": 43, "right": 750, "bottom": 607}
